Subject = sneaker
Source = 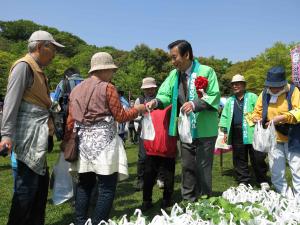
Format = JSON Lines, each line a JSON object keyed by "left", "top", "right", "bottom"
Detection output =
{"left": 157, "top": 179, "right": 164, "bottom": 189}
{"left": 260, "top": 182, "right": 270, "bottom": 191}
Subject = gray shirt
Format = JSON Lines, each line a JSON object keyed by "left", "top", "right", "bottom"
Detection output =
{"left": 1, "top": 62, "right": 33, "bottom": 140}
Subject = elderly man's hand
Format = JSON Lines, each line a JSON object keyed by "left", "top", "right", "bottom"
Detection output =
{"left": 0, "top": 139, "right": 12, "bottom": 155}
{"left": 181, "top": 102, "right": 194, "bottom": 114}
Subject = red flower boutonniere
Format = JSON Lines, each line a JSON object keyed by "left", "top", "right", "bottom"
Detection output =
{"left": 194, "top": 76, "right": 208, "bottom": 98}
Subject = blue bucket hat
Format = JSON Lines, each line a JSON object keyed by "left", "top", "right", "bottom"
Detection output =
{"left": 264, "top": 66, "right": 287, "bottom": 87}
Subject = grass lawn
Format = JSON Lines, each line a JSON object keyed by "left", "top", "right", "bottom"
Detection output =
{"left": 0, "top": 141, "right": 283, "bottom": 225}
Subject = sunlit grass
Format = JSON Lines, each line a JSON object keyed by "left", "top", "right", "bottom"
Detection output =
{"left": 1, "top": 141, "right": 289, "bottom": 225}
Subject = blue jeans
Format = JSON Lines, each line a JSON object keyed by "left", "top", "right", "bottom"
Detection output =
{"left": 75, "top": 172, "right": 118, "bottom": 225}
{"left": 268, "top": 142, "right": 300, "bottom": 195}
{"left": 7, "top": 160, "right": 49, "bottom": 225}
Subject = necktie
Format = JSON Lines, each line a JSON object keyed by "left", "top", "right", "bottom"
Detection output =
{"left": 182, "top": 72, "right": 188, "bottom": 99}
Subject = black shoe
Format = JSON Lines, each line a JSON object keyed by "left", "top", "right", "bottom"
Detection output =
{"left": 141, "top": 201, "right": 153, "bottom": 211}
{"left": 161, "top": 199, "right": 173, "bottom": 209}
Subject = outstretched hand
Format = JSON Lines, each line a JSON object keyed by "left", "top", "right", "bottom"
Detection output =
{"left": 145, "top": 100, "right": 157, "bottom": 111}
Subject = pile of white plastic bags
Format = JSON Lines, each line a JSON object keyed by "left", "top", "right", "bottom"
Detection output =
{"left": 70, "top": 185, "right": 300, "bottom": 225}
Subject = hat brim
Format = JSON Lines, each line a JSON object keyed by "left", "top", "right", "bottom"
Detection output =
{"left": 231, "top": 80, "right": 246, "bottom": 84}
{"left": 141, "top": 84, "right": 157, "bottom": 89}
{"left": 88, "top": 64, "right": 118, "bottom": 74}
{"left": 51, "top": 41, "right": 65, "bottom": 48}
{"left": 264, "top": 80, "right": 287, "bottom": 87}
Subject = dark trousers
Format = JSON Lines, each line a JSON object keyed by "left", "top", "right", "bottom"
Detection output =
{"left": 232, "top": 126, "right": 269, "bottom": 184}
{"left": 7, "top": 160, "right": 49, "bottom": 225}
{"left": 181, "top": 137, "right": 216, "bottom": 201}
{"left": 143, "top": 155, "right": 175, "bottom": 202}
{"left": 232, "top": 144, "right": 269, "bottom": 184}
{"left": 128, "top": 127, "right": 137, "bottom": 143}
{"left": 137, "top": 138, "right": 147, "bottom": 186}
{"left": 75, "top": 172, "right": 118, "bottom": 225}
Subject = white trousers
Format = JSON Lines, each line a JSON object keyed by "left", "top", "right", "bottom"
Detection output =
{"left": 268, "top": 142, "right": 300, "bottom": 195}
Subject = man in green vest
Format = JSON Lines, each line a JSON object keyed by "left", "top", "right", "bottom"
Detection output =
{"left": 219, "top": 74, "right": 270, "bottom": 190}
{"left": 0, "top": 30, "right": 64, "bottom": 225}
{"left": 147, "top": 40, "right": 220, "bottom": 201}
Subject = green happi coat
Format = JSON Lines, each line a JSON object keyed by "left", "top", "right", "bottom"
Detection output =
{"left": 156, "top": 59, "right": 220, "bottom": 138}
{"left": 219, "top": 92, "right": 257, "bottom": 145}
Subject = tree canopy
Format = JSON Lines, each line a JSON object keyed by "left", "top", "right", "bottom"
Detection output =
{"left": 0, "top": 20, "right": 298, "bottom": 99}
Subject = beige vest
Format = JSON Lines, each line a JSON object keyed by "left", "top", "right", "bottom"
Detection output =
{"left": 10, "top": 54, "right": 54, "bottom": 135}
{"left": 10, "top": 54, "right": 52, "bottom": 109}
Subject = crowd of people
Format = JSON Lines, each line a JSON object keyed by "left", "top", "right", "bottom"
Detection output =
{"left": 0, "top": 30, "right": 299, "bottom": 225}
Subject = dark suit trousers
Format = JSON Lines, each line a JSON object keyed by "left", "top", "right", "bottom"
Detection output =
{"left": 181, "top": 137, "right": 216, "bottom": 201}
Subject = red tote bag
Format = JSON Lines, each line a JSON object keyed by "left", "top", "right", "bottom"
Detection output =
{"left": 143, "top": 105, "right": 177, "bottom": 158}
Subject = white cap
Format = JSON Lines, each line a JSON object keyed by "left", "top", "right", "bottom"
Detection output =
{"left": 231, "top": 74, "right": 246, "bottom": 83}
{"left": 28, "top": 30, "right": 65, "bottom": 48}
{"left": 141, "top": 77, "right": 157, "bottom": 89}
{"left": 88, "top": 52, "right": 118, "bottom": 73}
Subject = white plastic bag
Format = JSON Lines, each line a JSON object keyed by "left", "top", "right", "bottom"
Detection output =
{"left": 178, "top": 109, "right": 192, "bottom": 144}
{"left": 215, "top": 129, "right": 230, "bottom": 150}
{"left": 252, "top": 120, "right": 276, "bottom": 153}
{"left": 140, "top": 110, "right": 155, "bottom": 140}
{"left": 52, "top": 152, "right": 74, "bottom": 205}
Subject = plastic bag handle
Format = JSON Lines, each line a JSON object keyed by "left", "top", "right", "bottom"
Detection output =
{"left": 179, "top": 106, "right": 185, "bottom": 117}
{"left": 267, "top": 120, "right": 274, "bottom": 128}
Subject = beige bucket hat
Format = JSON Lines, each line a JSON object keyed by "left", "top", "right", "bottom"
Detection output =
{"left": 141, "top": 77, "right": 157, "bottom": 89}
{"left": 28, "top": 30, "right": 65, "bottom": 48}
{"left": 231, "top": 74, "right": 246, "bottom": 83}
{"left": 88, "top": 52, "right": 118, "bottom": 74}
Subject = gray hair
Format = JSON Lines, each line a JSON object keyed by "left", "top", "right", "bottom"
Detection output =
{"left": 28, "top": 40, "right": 52, "bottom": 53}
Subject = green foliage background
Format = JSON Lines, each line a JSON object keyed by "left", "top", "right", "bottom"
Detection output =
{"left": 0, "top": 19, "right": 299, "bottom": 99}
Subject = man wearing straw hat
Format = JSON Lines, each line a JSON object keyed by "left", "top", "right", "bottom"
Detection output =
{"left": 219, "top": 74, "right": 270, "bottom": 190}
{"left": 0, "top": 30, "right": 64, "bottom": 225}
{"left": 134, "top": 77, "right": 164, "bottom": 191}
